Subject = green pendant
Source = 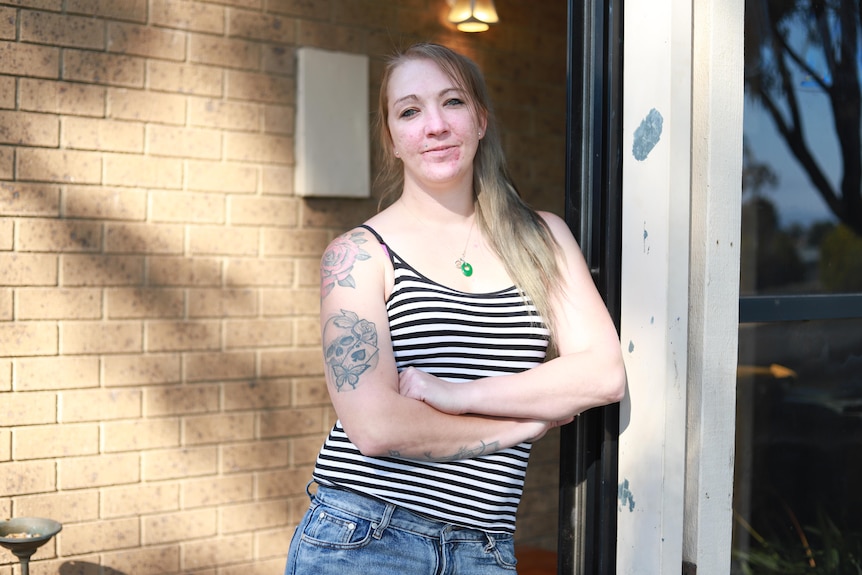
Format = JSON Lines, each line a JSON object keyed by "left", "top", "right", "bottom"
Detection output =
{"left": 461, "top": 261, "right": 473, "bottom": 277}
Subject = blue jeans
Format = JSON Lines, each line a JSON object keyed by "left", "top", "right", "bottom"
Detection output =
{"left": 284, "top": 483, "right": 519, "bottom": 575}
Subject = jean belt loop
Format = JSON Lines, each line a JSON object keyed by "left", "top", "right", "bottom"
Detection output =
{"left": 372, "top": 502, "right": 396, "bottom": 540}
{"left": 483, "top": 532, "right": 496, "bottom": 553}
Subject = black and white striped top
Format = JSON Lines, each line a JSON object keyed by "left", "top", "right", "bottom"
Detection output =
{"left": 312, "top": 225, "right": 550, "bottom": 533}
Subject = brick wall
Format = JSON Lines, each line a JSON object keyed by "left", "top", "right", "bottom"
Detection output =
{"left": 0, "top": 1, "right": 567, "bottom": 572}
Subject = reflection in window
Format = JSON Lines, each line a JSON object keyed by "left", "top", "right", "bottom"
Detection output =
{"left": 733, "top": 319, "right": 862, "bottom": 573}
{"left": 742, "top": 0, "right": 862, "bottom": 296}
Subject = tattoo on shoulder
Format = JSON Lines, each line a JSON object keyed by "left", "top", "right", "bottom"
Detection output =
{"left": 320, "top": 230, "right": 371, "bottom": 299}
{"left": 323, "top": 309, "right": 379, "bottom": 392}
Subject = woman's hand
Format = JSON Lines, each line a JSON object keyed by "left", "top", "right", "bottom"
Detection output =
{"left": 398, "top": 367, "right": 464, "bottom": 414}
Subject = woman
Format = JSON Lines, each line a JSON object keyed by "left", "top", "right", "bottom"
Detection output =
{"left": 285, "top": 42, "right": 625, "bottom": 574}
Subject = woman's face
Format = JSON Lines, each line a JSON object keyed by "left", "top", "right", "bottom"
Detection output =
{"left": 386, "top": 58, "right": 486, "bottom": 192}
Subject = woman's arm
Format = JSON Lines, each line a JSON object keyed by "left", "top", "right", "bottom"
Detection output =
{"left": 318, "top": 227, "right": 556, "bottom": 461}
{"left": 399, "top": 212, "right": 626, "bottom": 421}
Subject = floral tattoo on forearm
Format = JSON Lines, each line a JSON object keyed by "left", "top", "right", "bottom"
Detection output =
{"left": 320, "top": 231, "right": 371, "bottom": 298}
{"left": 323, "top": 309, "right": 379, "bottom": 391}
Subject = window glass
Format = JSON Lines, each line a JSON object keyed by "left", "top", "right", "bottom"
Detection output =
{"left": 742, "top": 0, "right": 862, "bottom": 296}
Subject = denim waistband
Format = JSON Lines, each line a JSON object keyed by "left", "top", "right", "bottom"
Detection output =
{"left": 310, "top": 483, "right": 511, "bottom": 543}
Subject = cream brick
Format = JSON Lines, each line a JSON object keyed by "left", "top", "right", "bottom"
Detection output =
{"left": 150, "top": 191, "right": 225, "bottom": 224}
{"left": 0, "top": 253, "right": 57, "bottom": 285}
{"left": 147, "top": 124, "right": 221, "bottom": 160}
{"left": 295, "top": 316, "right": 319, "bottom": 346}
{"left": 0, "top": 40, "right": 59, "bottom": 78}
{"left": 19, "top": 79, "right": 105, "bottom": 117}
{"left": 190, "top": 34, "right": 259, "bottom": 70}
{"left": 225, "top": 132, "right": 293, "bottom": 164}
{"left": 144, "top": 383, "right": 219, "bottom": 417}
{"left": 269, "top": 0, "right": 330, "bottom": 18}
{"left": 188, "top": 98, "right": 260, "bottom": 132}
{"left": 189, "top": 225, "right": 259, "bottom": 256}
{"left": 223, "top": 379, "right": 291, "bottom": 411}
{"left": 141, "top": 508, "right": 215, "bottom": 545}
{"left": 106, "top": 287, "right": 183, "bottom": 319}
{"left": 262, "top": 288, "right": 318, "bottom": 316}
{"left": 301, "top": 196, "right": 376, "bottom": 227}
{"left": 60, "top": 320, "right": 142, "bottom": 354}
{"left": 0, "top": 288, "right": 10, "bottom": 320}
{"left": 64, "top": 185, "right": 147, "bottom": 221}
{"left": 0, "top": 322, "right": 57, "bottom": 357}
{"left": 188, "top": 288, "right": 257, "bottom": 318}
{"left": 147, "top": 256, "right": 222, "bottom": 287}
{"left": 151, "top": 0, "right": 225, "bottom": 34}
{"left": 183, "top": 533, "right": 253, "bottom": 571}
{"left": 104, "top": 353, "right": 181, "bottom": 387}
{"left": 17, "top": 288, "right": 102, "bottom": 320}
{"left": 292, "top": 434, "right": 326, "bottom": 465}
{"left": 230, "top": 196, "right": 298, "bottom": 227}
{"left": 0, "top": 7, "right": 16, "bottom": 40}
{"left": 183, "top": 413, "right": 254, "bottom": 446}
{"left": 17, "top": 219, "right": 101, "bottom": 252}
{"left": 225, "top": 258, "right": 294, "bottom": 287}
{"left": 296, "top": 20, "right": 364, "bottom": 54}
{"left": 62, "top": 518, "right": 139, "bottom": 555}
{"left": 102, "top": 482, "right": 179, "bottom": 518}
{"left": 147, "top": 60, "right": 223, "bottom": 97}
{"left": 103, "top": 153, "right": 182, "bottom": 189}
{"left": 66, "top": 0, "right": 147, "bottom": 22}
{"left": 184, "top": 351, "right": 255, "bottom": 382}
{"left": 257, "top": 467, "right": 312, "bottom": 500}
{"left": 103, "top": 417, "right": 180, "bottom": 452}
{"left": 108, "top": 22, "right": 185, "bottom": 61}
{"left": 226, "top": 70, "right": 294, "bottom": 104}
{"left": 14, "top": 423, "right": 99, "bottom": 459}
{"left": 260, "top": 349, "right": 322, "bottom": 378}
{"left": 0, "top": 182, "right": 61, "bottom": 216}
{"left": 21, "top": 10, "right": 105, "bottom": 49}
{"left": 181, "top": 474, "right": 253, "bottom": 508}
{"left": 0, "top": 145, "right": 13, "bottom": 180}
{"left": 62, "top": 116, "right": 144, "bottom": 153}
{"left": 0, "top": 360, "right": 9, "bottom": 391}
{"left": 220, "top": 500, "right": 289, "bottom": 534}
{"left": 264, "top": 228, "right": 329, "bottom": 256}
{"left": 186, "top": 160, "right": 257, "bottom": 193}
{"left": 222, "top": 439, "right": 288, "bottom": 473}
{"left": 142, "top": 446, "right": 217, "bottom": 480}
{"left": 17, "top": 148, "right": 101, "bottom": 184}
{"left": 296, "top": 257, "right": 319, "bottom": 287}
{"left": 263, "top": 43, "right": 295, "bottom": 77}
{"left": 261, "top": 165, "right": 295, "bottom": 195}
{"left": 146, "top": 320, "right": 220, "bottom": 352}
{"left": 1, "top": 390, "right": 56, "bottom": 425}
{"left": 101, "top": 545, "right": 181, "bottom": 575}
{"left": 59, "top": 388, "right": 141, "bottom": 423}
{"left": 0, "top": 460, "right": 55, "bottom": 496}
{"left": 264, "top": 104, "right": 295, "bottom": 135}
{"left": 0, "top": 110, "right": 59, "bottom": 146}
{"left": 63, "top": 49, "right": 144, "bottom": 88}
{"left": 229, "top": 10, "right": 295, "bottom": 43}
{"left": 58, "top": 452, "right": 139, "bottom": 489}
{"left": 62, "top": 254, "right": 144, "bottom": 286}
{"left": 13, "top": 490, "right": 99, "bottom": 523}
{"left": 105, "top": 222, "right": 184, "bottom": 254}
{"left": 225, "top": 318, "right": 292, "bottom": 349}
{"left": 261, "top": 407, "right": 326, "bottom": 439}
{"left": 108, "top": 88, "right": 185, "bottom": 124}
{"left": 15, "top": 356, "right": 99, "bottom": 391}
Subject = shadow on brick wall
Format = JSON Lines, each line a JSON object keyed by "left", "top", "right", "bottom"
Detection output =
{"left": 60, "top": 561, "right": 127, "bottom": 575}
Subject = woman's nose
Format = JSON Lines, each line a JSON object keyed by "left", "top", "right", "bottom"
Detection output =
{"left": 423, "top": 108, "right": 449, "bottom": 136}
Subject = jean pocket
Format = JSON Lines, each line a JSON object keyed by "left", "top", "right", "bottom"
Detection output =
{"left": 300, "top": 504, "right": 375, "bottom": 550}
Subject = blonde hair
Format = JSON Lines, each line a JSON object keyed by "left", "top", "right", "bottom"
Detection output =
{"left": 374, "top": 43, "right": 564, "bottom": 342}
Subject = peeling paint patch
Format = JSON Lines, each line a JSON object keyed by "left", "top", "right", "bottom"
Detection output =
{"left": 618, "top": 478, "right": 636, "bottom": 512}
{"left": 632, "top": 108, "right": 663, "bottom": 161}
{"left": 628, "top": 340, "right": 634, "bottom": 353}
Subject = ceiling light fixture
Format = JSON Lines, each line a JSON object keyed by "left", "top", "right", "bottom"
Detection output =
{"left": 447, "top": 0, "right": 499, "bottom": 33}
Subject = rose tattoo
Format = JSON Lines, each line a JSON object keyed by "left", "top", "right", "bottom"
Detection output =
{"left": 320, "top": 231, "right": 371, "bottom": 298}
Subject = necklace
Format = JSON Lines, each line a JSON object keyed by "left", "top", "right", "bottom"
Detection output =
{"left": 454, "top": 217, "right": 475, "bottom": 277}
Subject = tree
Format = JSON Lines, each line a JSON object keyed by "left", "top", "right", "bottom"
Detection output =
{"left": 745, "top": 0, "right": 862, "bottom": 237}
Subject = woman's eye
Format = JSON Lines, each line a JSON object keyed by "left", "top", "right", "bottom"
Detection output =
{"left": 400, "top": 108, "right": 418, "bottom": 118}
{"left": 445, "top": 98, "right": 464, "bottom": 106}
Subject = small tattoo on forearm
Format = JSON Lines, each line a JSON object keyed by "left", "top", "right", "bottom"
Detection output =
{"left": 423, "top": 441, "right": 501, "bottom": 462}
{"left": 323, "top": 309, "right": 379, "bottom": 391}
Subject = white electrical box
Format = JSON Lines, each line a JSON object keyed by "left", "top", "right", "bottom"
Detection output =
{"left": 295, "top": 47, "right": 370, "bottom": 198}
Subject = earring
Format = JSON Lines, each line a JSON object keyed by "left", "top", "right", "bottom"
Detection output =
{"left": 394, "top": 151, "right": 400, "bottom": 157}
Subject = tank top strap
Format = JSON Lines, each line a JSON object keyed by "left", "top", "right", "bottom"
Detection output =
{"left": 358, "top": 224, "right": 393, "bottom": 265}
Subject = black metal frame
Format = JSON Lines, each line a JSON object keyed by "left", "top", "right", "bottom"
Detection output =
{"left": 559, "top": 0, "right": 624, "bottom": 573}
{"left": 739, "top": 294, "right": 862, "bottom": 323}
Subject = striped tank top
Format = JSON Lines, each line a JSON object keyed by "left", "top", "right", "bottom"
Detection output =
{"left": 312, "top": 225, "right": 550, "bottom": 533}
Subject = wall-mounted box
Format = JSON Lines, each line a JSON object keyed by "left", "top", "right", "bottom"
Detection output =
{"left": 295, "top": 47, "right": 370, "bottom": 198}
